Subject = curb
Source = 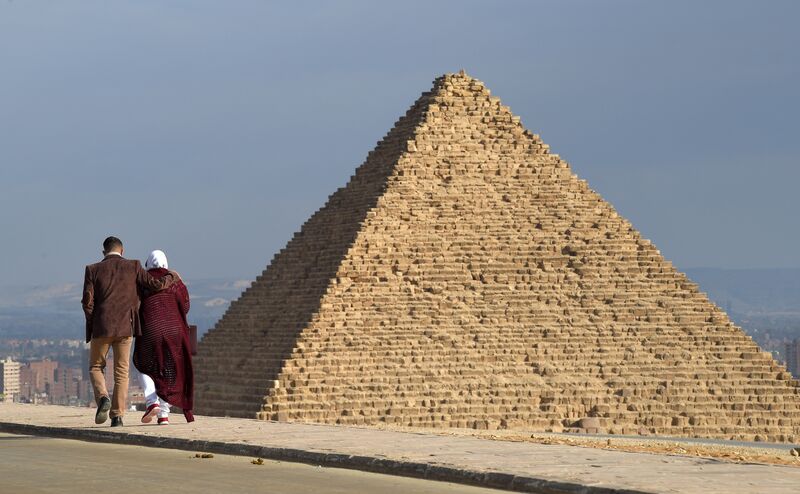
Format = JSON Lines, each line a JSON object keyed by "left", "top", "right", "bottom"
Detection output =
{"left": 0, "top": 421, "right": 651, "bottom": 494}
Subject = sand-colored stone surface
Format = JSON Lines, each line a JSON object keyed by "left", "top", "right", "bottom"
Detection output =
{"left": 194, "top": 71, "right": 800, "bottom": 442}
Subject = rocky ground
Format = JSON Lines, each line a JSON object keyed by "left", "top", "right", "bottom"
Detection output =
{"left": 376, "top": 426, "right": 800, "bottom": 467}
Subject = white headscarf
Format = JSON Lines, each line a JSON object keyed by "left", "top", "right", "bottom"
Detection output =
{"left": 145, "top": 250, "right": 169, "bottom": 270}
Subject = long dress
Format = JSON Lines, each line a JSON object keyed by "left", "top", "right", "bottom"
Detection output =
{"left": 133, "top": 268, "right": 194, "bottom": 422}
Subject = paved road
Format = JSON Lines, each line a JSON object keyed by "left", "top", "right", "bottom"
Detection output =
{"left": 4, "top": 404, "right": 800, "bottom": 494}
{"left": 0, "top": 433, "right": 507, "bottom": 494}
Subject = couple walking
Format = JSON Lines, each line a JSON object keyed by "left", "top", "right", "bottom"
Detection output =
{"left": 81, "top": 236, "right": 194, "bottom": 427}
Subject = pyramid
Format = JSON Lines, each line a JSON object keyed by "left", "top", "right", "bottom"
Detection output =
{"left": 194, "top": 72, "right": 800, "bottom": 442}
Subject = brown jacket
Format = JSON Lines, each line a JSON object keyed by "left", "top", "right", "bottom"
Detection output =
{"left": 81, "top": 254, "right": 174, "bottom": 342}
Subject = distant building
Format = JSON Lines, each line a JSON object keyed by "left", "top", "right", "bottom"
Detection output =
{"left": 18, "top": 366, "right": 36, "bottom": 403}
{"left": 786, "top": 339, "right": 800, "bottom": 378}
{"left": 28, "top": 359, "right": 58, "bottom": 395}
{"left": 0, "top": 358, "right": 21, "bottom": 402}
{"left": 82, "top": 345, "right": 91, "bottom": 381}
{"left": 4, "top": 351, "right": 142, "bottom": 408}
{"left": 51, "top": 367, "right": 82, "bottom": 405}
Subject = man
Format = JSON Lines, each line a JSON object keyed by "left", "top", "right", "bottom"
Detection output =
{"left": 81, "top": 236, "right": 177, "bottom": 427}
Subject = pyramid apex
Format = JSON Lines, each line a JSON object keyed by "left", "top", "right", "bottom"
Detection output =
{"left": 438, "top": 69, "right": 479, "bottom": 82}
{"left": 433, "top": 71, "right": 489, "bottom": 97}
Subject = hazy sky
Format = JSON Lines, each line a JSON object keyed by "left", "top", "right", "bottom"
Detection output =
{"left": 1, "top": 0, "right": 798, "bottom": 288}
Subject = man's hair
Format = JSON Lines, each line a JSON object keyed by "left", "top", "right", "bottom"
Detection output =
{"left": 103, "top": 236, "right": 123, "bottom": 253}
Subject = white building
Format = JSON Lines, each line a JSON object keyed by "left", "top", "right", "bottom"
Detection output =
{"left": 0, "top": 357, "right": 21, "bottom": 402}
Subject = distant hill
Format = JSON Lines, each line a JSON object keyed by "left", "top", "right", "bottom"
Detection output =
{"left": 0, "top": 278, "right": 253, "bottom": 339}
{"left": 684, "top": 268, "right": 800, "bottom": 316}
{"left": 1, "top": 269, "right": 798, "bottom": 341}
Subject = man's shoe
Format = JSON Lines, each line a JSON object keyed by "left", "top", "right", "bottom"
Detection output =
{"left": 141, "top": 403, "right": 161, "bottom": 424}
{"left": 95, "top": 396, "right": 111, "bottom": 424}
{"left": 110, "top": 417, "right": 123, "bottom": 427}
{"left": 157, "top": 417, "right": 169, "bottom": 425}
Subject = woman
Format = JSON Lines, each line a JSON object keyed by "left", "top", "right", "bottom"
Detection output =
{"left": 133, "top": 250, "right": 195, "bottom": 424}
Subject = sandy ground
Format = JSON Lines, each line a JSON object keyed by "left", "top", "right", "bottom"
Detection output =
{"left": 374, "top": 425, "right": 800, "bottom": 467}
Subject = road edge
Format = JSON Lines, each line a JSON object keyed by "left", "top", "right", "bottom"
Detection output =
{"left": 0, "top": 421, "right": 651, "bottom": 494}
